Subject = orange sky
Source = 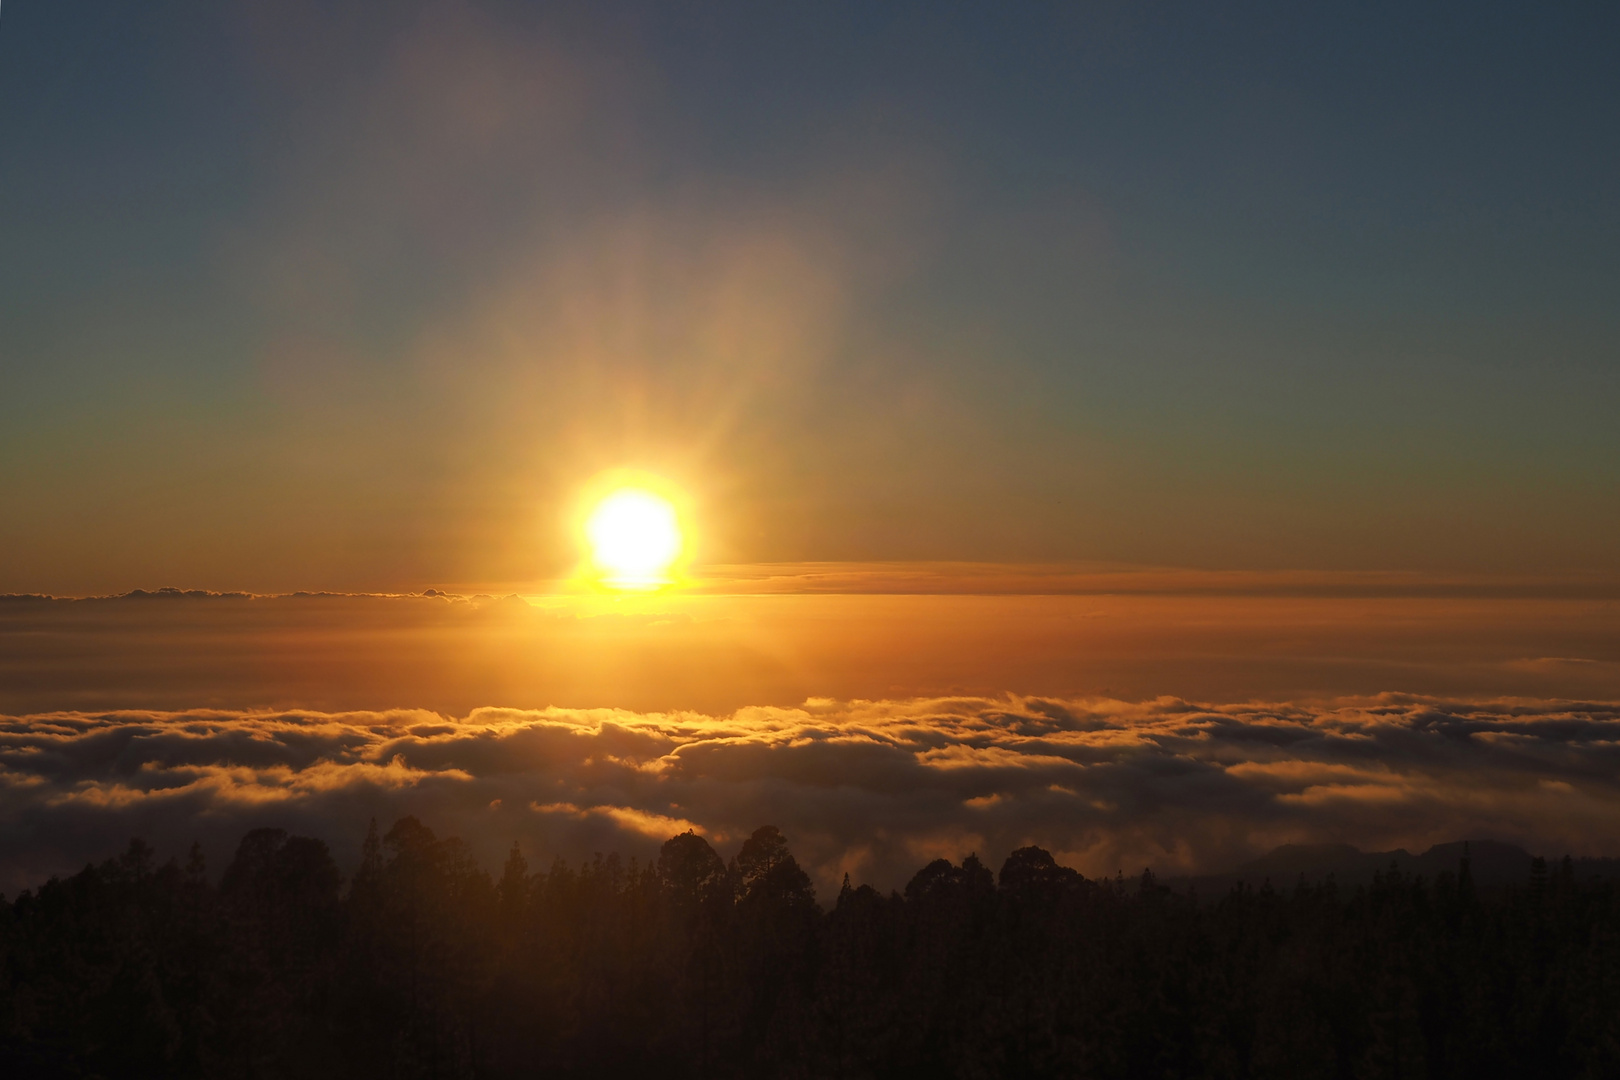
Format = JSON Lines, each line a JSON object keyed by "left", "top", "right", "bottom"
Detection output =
{"left": 4, "top": 568, "right": 1619, "bottom": 891}
{"left": 4, "top": 6, "right": 1620, "bottom": 598}
{"left": 6, "top": 569, "right": 1618, "bottom": 716}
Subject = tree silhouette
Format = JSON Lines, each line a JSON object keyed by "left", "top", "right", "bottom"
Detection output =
{"left": 215, "top": 828, "right": 342, "bottom": 1076}
{"left": 5, "top": 822, "right": 1620, "bottom": 1078}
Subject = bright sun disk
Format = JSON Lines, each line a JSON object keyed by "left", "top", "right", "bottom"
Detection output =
{"left": 584, "top": 488, "right": 683, "bottom": 587}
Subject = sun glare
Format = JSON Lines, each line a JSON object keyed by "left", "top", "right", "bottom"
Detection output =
{"left": 583, "top": 488, "right": 684, "bottom": 588}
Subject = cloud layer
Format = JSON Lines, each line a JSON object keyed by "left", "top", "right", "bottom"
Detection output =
{"left": 5, "top": 694, "right": 1620, "bottom": 896}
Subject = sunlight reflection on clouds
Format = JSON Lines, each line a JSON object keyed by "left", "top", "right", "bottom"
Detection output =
{"left": 4, "top": 695, "right": 1620, "bottom": 895}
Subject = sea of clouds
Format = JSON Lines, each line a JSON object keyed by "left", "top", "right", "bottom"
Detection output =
{"left": 5, "top": 694, "right": 1619, "bottom": 897}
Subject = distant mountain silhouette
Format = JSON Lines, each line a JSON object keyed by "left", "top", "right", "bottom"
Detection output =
{"left": 1173, "top": 839, "right": 1620, "bottom": 893}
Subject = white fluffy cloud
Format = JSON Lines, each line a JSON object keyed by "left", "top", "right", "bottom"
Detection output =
{"left": 5, "top": 694, "right": 1620, "bottom": 896}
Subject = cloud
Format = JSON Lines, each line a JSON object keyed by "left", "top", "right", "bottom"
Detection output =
{"left": 4, "top": 694, "right": 1620, "bottom": 897}
{"left": 692, "top": 564, "right": 1620, "bottom": 599}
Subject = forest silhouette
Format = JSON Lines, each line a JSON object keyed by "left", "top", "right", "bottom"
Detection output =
{"left": 3, "top": 819, "right": 1619, "bottom": 1078}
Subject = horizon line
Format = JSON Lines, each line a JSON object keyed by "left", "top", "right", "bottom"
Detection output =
{"left": 7, "top": 561, "right": 1620, "bottom": 602}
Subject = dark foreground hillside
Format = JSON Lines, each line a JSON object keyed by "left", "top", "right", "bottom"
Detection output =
{"left": 3, "top": 820, "right": 1619, "bottom": 1079}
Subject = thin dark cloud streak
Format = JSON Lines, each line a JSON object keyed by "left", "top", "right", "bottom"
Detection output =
{"left": 4, "top": 695, "right": 1620, "bottom": 897}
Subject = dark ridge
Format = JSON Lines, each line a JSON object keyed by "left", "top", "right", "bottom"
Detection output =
{"left": 0, "top": 589, "right": 452, "bottom": 604}
{"left": 122, "top": 587, "right": 254, "bottom": 600}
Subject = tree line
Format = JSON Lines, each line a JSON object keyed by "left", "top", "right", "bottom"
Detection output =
{"left": 3, "top": 817, "right": 1619, "bottom": 1078}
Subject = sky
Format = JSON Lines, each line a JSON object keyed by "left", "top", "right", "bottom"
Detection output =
{"left": 3, "top": 0, "right": 1618, "bottom": 593}
{"left": 2, "top": 2, "right": 1619, "bottom": 891}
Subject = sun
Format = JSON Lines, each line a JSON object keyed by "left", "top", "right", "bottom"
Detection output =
{"left": 583, "top": 487, "right": 685, "bottom": 589}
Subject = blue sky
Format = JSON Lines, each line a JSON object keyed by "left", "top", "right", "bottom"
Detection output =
{"left": 2, "top": 1, "right": 1617, "bottom": 592}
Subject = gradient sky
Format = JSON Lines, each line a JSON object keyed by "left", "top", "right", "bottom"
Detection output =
{"left": 6, "top": 3, "right": 1620, "bottom": 888}
{"left": 3, "top": 0, "right": 1618, "bottom": 594}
